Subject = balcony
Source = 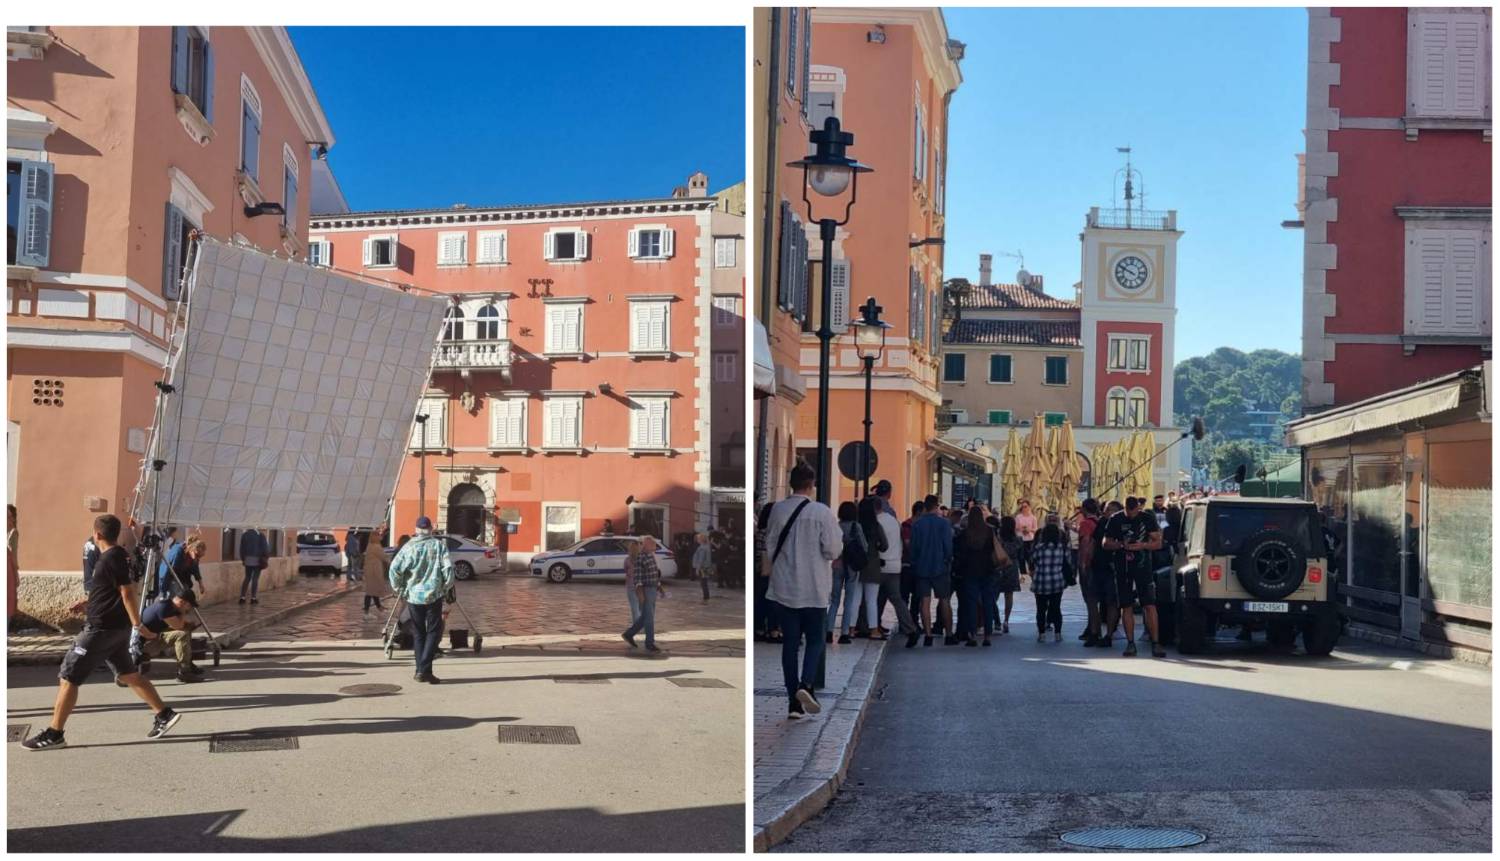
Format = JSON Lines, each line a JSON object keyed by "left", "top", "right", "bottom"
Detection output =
{"left": 1087, "top": 207, "right": 1177, "bottom": 231}
{"left": 433, "top": 338, "right": 513, "bottom": 378}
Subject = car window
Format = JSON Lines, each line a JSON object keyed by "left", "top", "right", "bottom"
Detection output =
{"left": 444, "top": 538, "right": 464, "bottom": 551}
{"left": 1209, "top": 507, "right": 1316, "bottom": 556}
{"left": 1180, "top": 509, "right": 1196, "bottom": 551}
{"left": 586, "top": 539, "right": 626, "bottom": 554}
{"left": 299, "top": 533, "right": 336, "bottom": 547}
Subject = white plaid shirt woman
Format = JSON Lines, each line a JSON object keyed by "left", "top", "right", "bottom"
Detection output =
{"left": 1030, "top": 540, "right": 1070, "bottom": 596}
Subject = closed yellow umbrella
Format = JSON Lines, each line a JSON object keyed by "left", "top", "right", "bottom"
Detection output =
{"left": 1020, "top": 416, "right": 1052, "bottom": 513}
{"left": 1052, "top": 420, "right": 1082, "bottom": 511}
{"left": 1134, "top": 431, "right": 1159, "bottom": 499}
{"left": 1001, "top": 428, "right": 1024, "bottom": 514}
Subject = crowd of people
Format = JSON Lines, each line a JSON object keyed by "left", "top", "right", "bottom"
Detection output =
{"left": 755, "top": 461, "right": 1187, "bottom": 720}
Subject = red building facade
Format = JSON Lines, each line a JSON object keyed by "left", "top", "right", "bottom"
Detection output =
{"left": 1302, "top": 7, "right": 1491, "bottom": 411}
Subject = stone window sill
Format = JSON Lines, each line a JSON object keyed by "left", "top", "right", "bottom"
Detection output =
{"left": 1403, "top": 116, "right": 1492, "bottom": 142}
{"left": 174, "top": 94, "right": 214, "bottom": 146}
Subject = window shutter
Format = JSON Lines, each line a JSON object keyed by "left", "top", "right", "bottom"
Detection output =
{"left": 17, "top": 161, "right": 54, "bottom": 268}
{"left": 566, "top": 306, "right": 582, "bottom": 352}
{"left": 171, "top": 27, "right": 190, "bottom": 95}
{"left": 649, "top": 400, "right": 667, "bottom": 448}
{"left": 544, "top": 231, "right": 555, "bottom": 261}
{"left": 662, "top": 228, "right": 675, "bottom": 258}
{"left": 1448, "top": 229, "right": 1483, "bottom": 333}
{"left": 496, "top": 232, "right": 507, "bottom": 263}
{"left": 512, "top": 400, "right": 526, "bottom": 447}
{"left": 1415, "top": 16, "right": 1452, "bottom": 115}
{"left": 162, "top": 203, "right": 185, "bottom": 300}
{"left": 489, "top": 399, "right": 505, "bottom": 446}
{"left": 545, "top": 307, "right": 561, "bottom": 352}
{"left": 786, "top": 8, "right": 798, "bottom": 94}
{"left": 801, "top": 12, "right": 812, "bottom": 111}
{"left": 795, "top": 228, "right": 810, "bottom": 321}
{"left": 575, "top": 230, "right": 589, "bottom": 260}
{"left": 361, "top": 238, "right": 373, "bottom": 266}
{"left": 627, "top": 228, "right": 638, "bottom": 258}
{"left": 430, "top": 399, "right": 446, "bottom": 448}
{"left": 777, "top": 202, "right": 795, "bottom": 312}
{"left": 283, "top": 169, "right": 297, "bottom": 228}
{"left": 909, "top": 268, "right": 919, "bottom": 341}
{"left": 565, "top": 399, "right": 580, "bottom": 446}
{"left": 830, "top": 259, "right": 850, "bottom": 330}
{"left": 202, "top": 40, "right": 215, "bottom": 122}
{"left": 1452, "top": 14, "right": 1485, "bottom": 117}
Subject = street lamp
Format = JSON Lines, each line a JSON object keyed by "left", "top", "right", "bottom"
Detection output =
{"left": 787, "top": 117, "right": 873, "bottom": 505}
{"left": 849, "top": 297, "right": 890, "bottom": 500}
{"left": 414, "top": 413, "right": 430, "bottom": 520}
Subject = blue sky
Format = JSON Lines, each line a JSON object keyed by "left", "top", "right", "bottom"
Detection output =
{"left": 289, "top": 27, "right": 745, "bottom": 210}
{"left": 941, "top": 7, "right": 1306, "bottom": 360}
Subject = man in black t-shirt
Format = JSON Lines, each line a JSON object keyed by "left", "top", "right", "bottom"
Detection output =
{"left": 1102, "top": 496, "right": 1166, "bottom": 658}
{"left": 21, "top": 515, "right": 183, "bottom": 751}
{"left": 132, "top": 590, "right": 204, "bottom": 683}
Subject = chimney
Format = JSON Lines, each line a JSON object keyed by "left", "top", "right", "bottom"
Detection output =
{"left": 979, "top": 253, "right": 993, "bottom": 287}
{"left": 1030, "top": 275, "right": 1044, "bottom": 293}
{"left": 687, "top": 171, "right": 709, "bottom": 198}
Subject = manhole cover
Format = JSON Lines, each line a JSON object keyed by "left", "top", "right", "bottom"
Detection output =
{"left": 753, "top": 688, "right": 786, "bottom": 697}
{"left": 667, "top": 677, "right": 734, "bottom": 689}
{"left": 553, "top": 677, "right": 610, "bottom": 684}
{"left": 8, "top": 724, "right": 30, "bottom": 743}
{"left": 339, "top": 683, "right": 402, "bottom": 695}
{"left": 209, "top": 733, "right": 300, "bottom": 753}
{"left": 1061, "top": 827, "right": 1206, "bottom": 850}
{"left": 498, "top": 725, "right": 580, "bottom": 745}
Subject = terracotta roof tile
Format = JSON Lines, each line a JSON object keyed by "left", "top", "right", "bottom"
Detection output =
{"left": 956, "top": 283, "right": 1078, "bottom": 311}
{"left": 944, "top": 319, "right": 1082, "bottom": 347}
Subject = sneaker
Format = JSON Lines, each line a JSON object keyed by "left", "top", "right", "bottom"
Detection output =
{"left": 147, "top": 709, "right": 181, "bottom": 740}
{"left": 176, "top": 671, "right": 204, "bottom": 684}
{"left": 837, "top": 634, "right": 852, "bottom": 645}
{"left": 1054, "top": 632, "right": 1063, "bottom": 643}
{"left": 418, "top": 673, "right": 442, "bottom": 684}
{"left": 238, "top": 597, "right": 246, "bottom": 605}
{"left": 186, "top": 664, "right": 205, "bottom": 676}
{"left": 644, "top": 644, "right": 662, "bottom": 653}
{"left": 622, "top": 632, "right": 638, "bottom": 648}
{"left": 905, "top": 632, "right": 920, "bottom": 649}
{"left": 795, "top": 684, "right": 821, "bottom": 715}
{"left": 21, "top": 727, "right": 66, "bottom": 751}
{"left": 1151, "top": 642, "right": 1167, "bottom": 658}
{"left": 788, "top": 697, "right": 805, "bottom": 720}
{"left": 1123, "top": 642, "right": 1138, "bottom": 657}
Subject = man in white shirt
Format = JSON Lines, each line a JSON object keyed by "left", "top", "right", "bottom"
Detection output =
{"left": 764, "top": 462, "right": 841, "bottom": 720}
{"left": 871, "top": 480, "right": 919, "bottom": 647}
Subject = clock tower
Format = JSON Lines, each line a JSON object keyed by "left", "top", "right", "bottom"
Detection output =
{"left": 1078, "top": 157, "right": 1181, "bottom": 429}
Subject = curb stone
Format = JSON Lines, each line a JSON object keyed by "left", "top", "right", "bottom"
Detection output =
{"left": 1344, "top": 622, "right": 1491, "bottom": 667}
{"left": 752, "top": 636, "right": 889, "bottom": 852}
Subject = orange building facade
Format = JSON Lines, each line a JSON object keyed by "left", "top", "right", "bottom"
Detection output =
{"left": 6, "top": 26, "right": 334, "bottom": 574}
{"left": 309, "top": 177, "right": 744, "bottom": 562}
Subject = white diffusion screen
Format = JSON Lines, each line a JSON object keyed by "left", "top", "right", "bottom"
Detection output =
{"left": 139, "top": 239, "right": 447, "bottom": 529}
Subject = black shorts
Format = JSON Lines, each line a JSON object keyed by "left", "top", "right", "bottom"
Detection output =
{"left": 1090, "top": 565, "right": 1119, "bottom": 606}
{"left": 58, "top": 626, "right": 138, "bottom": 684}
{"left": 1115, "top": 564, "right": 1157, "bottom": 607}
{"left": 915, "top": 574, "right": 952, "bottom": 599}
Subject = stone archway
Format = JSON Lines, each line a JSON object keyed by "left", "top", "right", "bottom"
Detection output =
{"left": 436, "top": 467, "right": 498, "bottom": 543}
{"left": 446, "top": 483, "right": 486, "bottom": 541}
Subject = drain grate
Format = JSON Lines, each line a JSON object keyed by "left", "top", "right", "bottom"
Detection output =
{"left": 753, "top": 688, "right": 787, "bottom": 697}
{"left": 553, "top": 677, "right": 610, "bottom": 684}
{"left": 338, "top": 683, "right": 402, "bottom": 696}
{"left": 8, "top": 724, "right": 30, "bottom": 743}
{"left": 498, "top": 725, "right": 580, "bottom": 745}
{"left": 209, "top": 733, "right": 300, "bottom": 753}
{"left": 667, "top": 677, "right": 734, "bottom": 689}
{"left": 1061, "top": 827, "right": 1206, "bottom": 850}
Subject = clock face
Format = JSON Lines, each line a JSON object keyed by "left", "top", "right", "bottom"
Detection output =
{"left": 1113, "top": 255, "right": 1149, "bottom": 290}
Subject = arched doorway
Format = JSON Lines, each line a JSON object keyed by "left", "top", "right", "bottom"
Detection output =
{"left": 446, "top": 483, "right": 485, "bottom": 540}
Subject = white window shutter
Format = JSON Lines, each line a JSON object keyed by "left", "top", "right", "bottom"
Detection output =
{"left": 650, "top": 303, "right": 667, "bottom": 350}
{"left": 362, "top": 238, "right": 373, "bottom": 266}
{"left": 631, "top": 304, "right": 647, "bottom": 351}
{"left": 545, "top": 307, "right": 559, "bottom": 353}
{"left": 662, "top": 228, "right": 675, "bottom": 258}
{"left": 544, "top": 231, "right": 555, "bottom": 261}
{"left": 489, "top": 398, "right": 504, "bottom": 446}
{"left": 566, "top": 305, "right": 582, "bottom": 351}
{"left": 576, "top": 230, "right": 589, "bottom": 260}
{"left": 512, "top": 400, "right": 526, "bottom": 447}
{"left": 830, "top": 260, "right": 850, "bottom": 330}
{"left": 627, "top": 228, "right": 639, "bottom": 259}
{"left": 1448, "top": 229, "right": 1482, "bottom": 333}
{"left": 545, "top": 401, "right": 561, "bottom": 446}
{"left": 649, "top": 400, "right": 667, "bottom": 447}
{"left": 566, "top": 399, "right": 581, "bottom": 446}
{"left": 429, "top": 399, "right": 446, "bottom": 448}
{"left": 456, "top": 234, "right": 467, "bottom": 263}
{"left": 17, "top": 161, "right": 53, "bottom": 268}
{"left": 1452, "top": 14, "right": 1485, "bottom": 117}
{"left": 497, "top": 232, "right": 507, "bottom": 263}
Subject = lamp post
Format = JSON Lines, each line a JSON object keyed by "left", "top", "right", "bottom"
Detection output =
{"left": 787, "top": 117, "right": 873, "bottom": 505}
{"left": 849, "top": 297, "right": 890, "bottom": 500}
{"left": 414, "top": 413, "right": 429, "bottom": 521}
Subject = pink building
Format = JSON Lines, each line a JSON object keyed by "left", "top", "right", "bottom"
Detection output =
{"left": 308, "top": 174, "right": 744, "bottom": 561}
{"left": 7, "top": 26, "right": 334, "bottom": 581}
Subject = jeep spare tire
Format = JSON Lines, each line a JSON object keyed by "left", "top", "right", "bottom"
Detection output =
{"left": 1234, "top": 529, "right": 1306, "bottom": 600}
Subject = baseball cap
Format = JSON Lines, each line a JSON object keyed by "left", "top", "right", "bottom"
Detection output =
{"left": 415, "top": 516, "right": 433, "bottom": 530}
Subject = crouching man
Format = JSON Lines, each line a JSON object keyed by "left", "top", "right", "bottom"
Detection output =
{"left": 22, "top": 515, "right": 182, "bottom": 750}
{"left": 131, "top": 589, "right": 206, "bottom": 684}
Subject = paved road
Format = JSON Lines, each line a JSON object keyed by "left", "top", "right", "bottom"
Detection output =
{"left": 774, "top": 593, "right": 1491, "bottom": 853}
{"left": 7, "top": 575, "right": 745, "bottom": 852}
{"left": 249, "top": 574, "right": 744, "bottom": 655}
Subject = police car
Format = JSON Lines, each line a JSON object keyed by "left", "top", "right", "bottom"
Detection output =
{"left": 530, "top": 536, "right": 677, "bottom": 583}
{"left": 384, "top": 535, "right": 504, "bottom": 580}
{"left": 297, "top": 532, "right": 342, "bottom": 575}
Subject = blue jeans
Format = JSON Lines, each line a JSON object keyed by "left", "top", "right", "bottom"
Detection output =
{"left": 826, "top": 565, "right": 859, "bottom": 635}
{"left": 624, "top": 588, "right": 657, "bottom": 646}
{"left": 240, "top": 566, "right": 262, "bottom": 599}
{"left": 774, "top": 602, "right": 826, "bottom": 698}
{"left": 626, "top": 585, "right": 641, "bottom": 625}
{"left": 409, "top": 601, "right": 444, "bottom": 677}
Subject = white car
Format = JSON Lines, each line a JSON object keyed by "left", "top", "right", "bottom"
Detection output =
{"left": 385, "top": 534, "right": 504, "bottom": 581}
{"left": 529, "top": 536, "right": 677, "bottom": 583}
{"left": 297, "top": 532, "right": 342, "bottom": 575}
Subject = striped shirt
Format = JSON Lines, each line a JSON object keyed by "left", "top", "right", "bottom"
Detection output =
{"left": 388, "top": 535, "right": 455, "bottom": 606}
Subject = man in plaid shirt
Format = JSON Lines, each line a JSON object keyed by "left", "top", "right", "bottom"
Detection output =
{"left": 623, "top": 535, "right": 667, "bottom": 653}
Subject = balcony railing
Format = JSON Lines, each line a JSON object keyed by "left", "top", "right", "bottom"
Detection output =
{"left": 433, "top": 338, "right": 512, "bottom": 371}
{"left": 1087, "top": 207, "right": 1176, "bottom": 231}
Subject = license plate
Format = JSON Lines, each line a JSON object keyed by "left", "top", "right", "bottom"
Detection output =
{"left": 1245, "top": 601, "right": 1289, "bottom": 613}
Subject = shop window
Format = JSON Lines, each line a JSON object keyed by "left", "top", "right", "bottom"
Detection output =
{"left": 1425, "top": 439, "right": 1491, "bottom": 610}
{"left": 1350, "top": 457, "right": 1404, "bottom": 611}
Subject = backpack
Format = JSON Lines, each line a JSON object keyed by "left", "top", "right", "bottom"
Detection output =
{"left": 841, "top": 524, "right": 869, "bottom": 572}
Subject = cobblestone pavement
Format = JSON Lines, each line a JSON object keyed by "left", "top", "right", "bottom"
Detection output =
{"left": 244, "top": 574, "right": 745, "bottom": 657}
{"left": 7, "top": 578, "right": 352, "bottom": 665}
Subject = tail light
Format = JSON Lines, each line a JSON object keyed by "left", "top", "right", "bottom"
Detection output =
{"left": 484, "top": 550, "right": 496, "bottom": 559}
{"left": 1207, "top": 564, "right": 1223, "bottom": 581}
{"left": 1308, "top": 566, "right": 1323, "bottom": 583}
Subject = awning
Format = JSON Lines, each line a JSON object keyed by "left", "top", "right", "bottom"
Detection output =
{"left": 754, "top": 321, "right": 775, "bottom": 396}
{"left": 1285, "top": 367, "right": 1476, "bottom": 447}
{"left": 929, "top": 437, "right": 996, "bottom": 474}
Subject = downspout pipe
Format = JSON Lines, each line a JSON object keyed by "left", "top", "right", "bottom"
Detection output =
{"left": 754, "top": 9, "right": 781, "bottom": 511}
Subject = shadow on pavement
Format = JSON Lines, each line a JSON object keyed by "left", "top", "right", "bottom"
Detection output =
{"left": 6, "top": 691, "right": 357, "bottom": 718}
{"left": 63, "top": 714, "right": 520, "bottom": 750}
{"left": 7, "top": 803, "right": 745, "bottom": 852}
